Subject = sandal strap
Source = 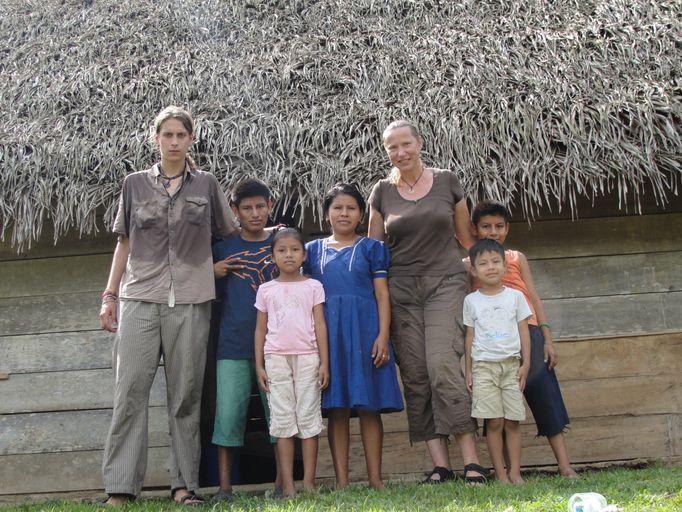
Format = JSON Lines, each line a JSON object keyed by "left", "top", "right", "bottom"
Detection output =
{"left": 464, "top": 463, "right": 489, "bottom": 475}
{"left": 463, "top": 463, "right": 489, "bottom": 484}
{"left": 424, "top": 466, "right": 455, "bottom": 482}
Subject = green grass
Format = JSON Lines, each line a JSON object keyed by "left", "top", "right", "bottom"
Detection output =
{"left": 5, "top": 466, "right": 682, "bottom": 511}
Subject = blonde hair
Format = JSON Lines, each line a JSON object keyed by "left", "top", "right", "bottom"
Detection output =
{"left": 382, "top": 120, "right": 422, "bottom": 185}
{"left": 152, "top": 106, "right": 198, "bottom": 170}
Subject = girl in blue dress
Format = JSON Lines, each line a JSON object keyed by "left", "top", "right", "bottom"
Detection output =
{"left": 305, "top": 183, "right": 403, "bottom": 489}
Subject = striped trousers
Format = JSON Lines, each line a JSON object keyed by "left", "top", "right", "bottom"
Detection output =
{"left": 101, "top": 300, "right": 211, "bottom": 496}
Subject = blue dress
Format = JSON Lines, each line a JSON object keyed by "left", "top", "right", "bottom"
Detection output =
{"left": 305, "top": 237, "right": 404, "bottom": 413}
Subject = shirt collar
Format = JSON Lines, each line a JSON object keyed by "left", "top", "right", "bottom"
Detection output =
{"left": 151, "top": 161, "right": 195, "bottom": 180}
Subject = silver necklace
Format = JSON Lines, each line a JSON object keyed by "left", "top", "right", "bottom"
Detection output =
{"left": 400, "top": 165, "right": 425, "bottom": 194}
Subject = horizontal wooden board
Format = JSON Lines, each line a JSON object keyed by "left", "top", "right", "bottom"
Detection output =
{"left": 0, "top": 224, "right": 115, "bottom": 262}
{"left": 0, "top": 414, "right": 676, "bottom": 495}
{"left": 0, "top": 254, "right": 111, "bottom": 298}
{"left": 505, "top": 212, "right": 682, "bottom": 259}
{"left": 555, "top": 333, "right": 682, "bottom": 381}
{"left": 2, "top": 290, "right": 678, "bottom": 341}
{"left": 349, "top": 371, "right": 681, "bottom": 436}
{"left": 0, "top": 292, "right": 100, "bottom": 336}
{"left": 0, "top": 369, "right": 167, "bottom": 414}
{"left": 0, "top": 416, "right": 679, "bottom": 494}
{"left": 504, "top": 187, "right": 682, "bottom": 221}
{"left": 0, "top": 408, "right": 170, "bottom": 456}
{"left": 532, "top": 251, "right": 682, "bottom": 300}
{"left": 0, "top": 446, "right": 170, "bottom": 495}
{"left": 545, "top": 291, "right": 682, "bottom": 339}
{"left": 0, "top": 331, "right": 114, "bottom": 374}
{"left": 561, "top": 374, "right": 682, "bottom": 418}
{"left": 317, "top": 414, "right": 677, "bottom": 480}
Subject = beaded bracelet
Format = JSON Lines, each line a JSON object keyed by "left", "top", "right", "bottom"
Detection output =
{"left": 101, "top": 290, "right": 118, "bottom": 304}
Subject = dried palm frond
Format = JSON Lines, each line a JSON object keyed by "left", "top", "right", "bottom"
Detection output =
{"left": 0, "top": 0, "right": 680, "bottom": 251}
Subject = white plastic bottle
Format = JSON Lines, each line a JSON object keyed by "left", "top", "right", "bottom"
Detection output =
{"left": 568, "top": 492, "right": 608, "bottom": 512}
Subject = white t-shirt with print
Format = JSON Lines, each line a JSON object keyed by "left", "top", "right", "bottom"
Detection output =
{"left": 463, "top": 286, "right": 532, "bottom": 362}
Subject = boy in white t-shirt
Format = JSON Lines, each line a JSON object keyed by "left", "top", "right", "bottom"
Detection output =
{"left": 464, "top": 238, "right": 531, "bottom": 484}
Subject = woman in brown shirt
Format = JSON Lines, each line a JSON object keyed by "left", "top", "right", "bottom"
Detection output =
{"left": 368, "top": 120, "right": 487, "bottom": 484}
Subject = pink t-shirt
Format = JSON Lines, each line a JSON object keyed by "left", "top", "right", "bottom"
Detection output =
{"left": 255, "top": 278, "right": 325, "bottom": 355}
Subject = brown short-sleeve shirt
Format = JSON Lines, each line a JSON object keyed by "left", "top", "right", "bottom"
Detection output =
{"left": 113, "top": 164, "right": 238, "bottom": 304}
{"left": 368, "top": 168, "right": 467, "bottom": 277}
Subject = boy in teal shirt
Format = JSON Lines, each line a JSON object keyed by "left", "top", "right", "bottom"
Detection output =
{"left": 211, "top": 178, "right": 281, "bottom": 501}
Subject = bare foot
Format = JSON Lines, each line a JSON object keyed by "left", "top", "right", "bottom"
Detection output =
{"left": 560, "top": 467, "right": 580, "bottom": 479}
{"left": 281, "top": 483, "right": 296, "bottom": 498}
{"left": 509, "top": 474, "right": 525, "bottom": 485}
{"left": 368, "top": 480, "right": 385, "bottom": 489}
{"left": 335, "top": 480, "right": 349, "bottom": 490}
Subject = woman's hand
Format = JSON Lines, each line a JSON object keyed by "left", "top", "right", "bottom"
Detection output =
{"left": 371, "top": 336, "right": 390, "bottom": 368}
{"left": 99, "top": 301, "right": 118, "bottom": 333}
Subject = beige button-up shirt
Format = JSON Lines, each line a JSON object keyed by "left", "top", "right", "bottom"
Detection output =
{"left": 113, "top": 164, "right": 238, "bottom": 304}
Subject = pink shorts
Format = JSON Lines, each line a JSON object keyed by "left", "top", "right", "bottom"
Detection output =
{"left": 264, "top": 353, "right": 323, "bottom": 439}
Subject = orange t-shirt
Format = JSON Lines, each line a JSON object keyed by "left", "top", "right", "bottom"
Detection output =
{"left": 472, "top": 249, "right": 538, "bottom": 326}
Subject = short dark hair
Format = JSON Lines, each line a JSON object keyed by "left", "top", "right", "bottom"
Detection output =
{"left": 322, "top": 183, "right": 366, "bottom": 215}
{"left": 230, "top": 178, "right": 271, "bottom": 207}
{"left": 271, "top": 227, "right": 305, "bottom": 251}
{"left": 469, "top": 238, "right": 506, "bottom": 266}
{"left": 471, "top": 200, "right": 512, "bottom": 226}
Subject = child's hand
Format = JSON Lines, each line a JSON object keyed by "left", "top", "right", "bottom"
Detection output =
{"left": 318, "top": 364, "right": 330, "bottom": 390}
{"left": 213, "top": 257, "right": 245, "bottom": 278}
{"left": 543, "top": 337, "right": 558, "bottom": 369}
{"left": 465, "top": 369, "right": 473, "bottom": 394}
{"left": 518, "top": 365, "right": 529, "bottom": 392}
{"left": 371, "top": 337, "right": 390, "bottom": 368}
{"left": 256, "top": 366, "right": 270, "bottom": 393}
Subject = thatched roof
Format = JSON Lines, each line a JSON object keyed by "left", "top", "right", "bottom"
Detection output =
{"left": 1, "top": 0, "right": 680, "bottom": 250}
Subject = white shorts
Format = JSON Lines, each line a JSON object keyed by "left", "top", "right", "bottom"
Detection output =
{"left": 264, "top": 353, "right": 323, "bottom": 439}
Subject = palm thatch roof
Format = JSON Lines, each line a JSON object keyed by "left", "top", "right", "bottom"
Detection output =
{"left": 1, "top": 0, "right": 680, "bottom": 250}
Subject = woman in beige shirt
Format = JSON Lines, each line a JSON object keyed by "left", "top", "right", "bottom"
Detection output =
{"left": 98, "top": 106, "right": 238, "bottom": 505}
{"left": 368, "top": 120, "right": 487, "bottom": 484}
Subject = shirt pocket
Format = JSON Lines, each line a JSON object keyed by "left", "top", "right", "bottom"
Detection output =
{"left": 133, "top": 200, "right": 162, "bottom": 229}
{"left": 184, "top": 196, "right": 209, "bottom": 226}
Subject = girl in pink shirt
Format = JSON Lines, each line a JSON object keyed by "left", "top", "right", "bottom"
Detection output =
{"left": 254, "top": 228, "right": 329, "bottom": 498}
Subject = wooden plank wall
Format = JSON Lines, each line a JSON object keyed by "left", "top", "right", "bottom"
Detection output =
{"left": 0, "top": 230, "right": 172, "bottom": 495}
{"left": 1, "top": 208, "right": 681, "bottom": 495}
{"left": 335, "top": 210, "right": 682, "bottom": 481}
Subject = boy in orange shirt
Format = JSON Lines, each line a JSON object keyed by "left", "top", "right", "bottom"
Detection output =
{"left": 469, "top": 200, "right": 577, "bottom": 478}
